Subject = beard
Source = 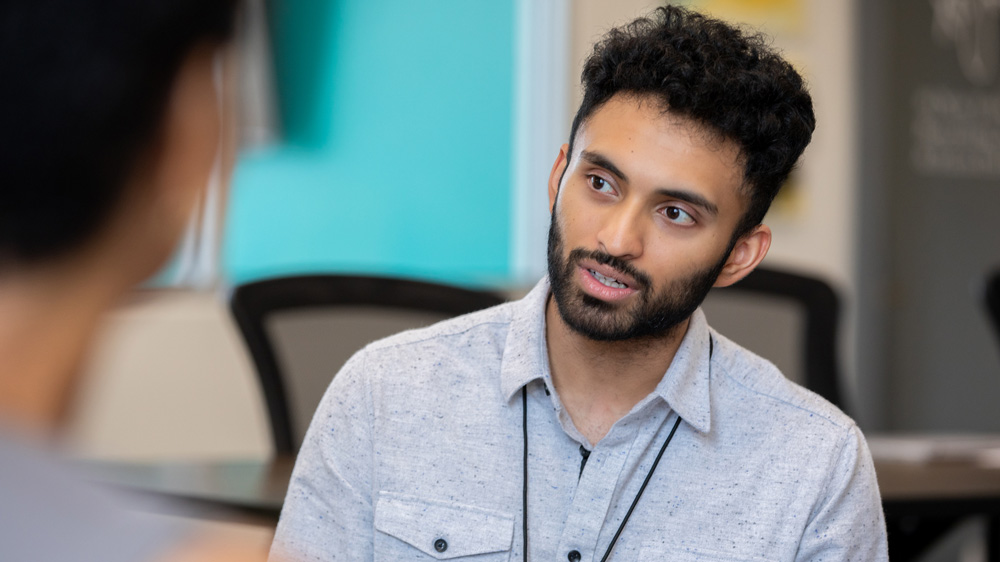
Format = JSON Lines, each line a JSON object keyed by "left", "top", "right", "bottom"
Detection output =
{"left": 546, "top": 212, "right": 729, "bottom": 342}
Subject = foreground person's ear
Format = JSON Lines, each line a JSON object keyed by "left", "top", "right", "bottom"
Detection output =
{"left": 102, "top": 43, "right": 226, "bottom": 283}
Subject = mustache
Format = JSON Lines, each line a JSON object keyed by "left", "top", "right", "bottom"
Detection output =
{"left": 567, "top": 248, "right": 651, "bottom": 290}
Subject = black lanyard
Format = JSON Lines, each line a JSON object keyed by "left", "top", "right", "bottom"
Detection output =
{"left": 521, "top": 388, "right": 681, "bottom": 561}
{"left": 520, "top": 337, "right": 710, "bottom": 561}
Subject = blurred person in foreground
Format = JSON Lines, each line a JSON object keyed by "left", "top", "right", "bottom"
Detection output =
{"left": 271, "top": 5, "right": 888, "bottom": 561}
{"left": 0, "top": 1, "right": 269, "bottom": 560}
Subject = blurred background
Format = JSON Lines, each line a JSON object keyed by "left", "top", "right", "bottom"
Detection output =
{"left": 53, "top": 1, "right": 1000, "bottom": 559}
{"left": 63, "top": 0, "right": 1000, "bottom": 474}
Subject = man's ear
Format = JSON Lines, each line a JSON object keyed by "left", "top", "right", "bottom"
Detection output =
{"left": 548, "top": 144, "right": 570, "bottom": 213}
{"left": 714, "top": 224, "right": 772, "bottom": 288}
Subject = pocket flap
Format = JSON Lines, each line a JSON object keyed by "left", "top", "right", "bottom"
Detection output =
{"left": 375, "top": 491, "right": 514, "bottom": 559}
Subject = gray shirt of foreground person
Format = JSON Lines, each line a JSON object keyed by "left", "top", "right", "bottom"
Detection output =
{"left": 270, "top": 277, "right": 888, "bottom": 561}
{"left": 0, "top": 435, "right": 182, "bottom": 562}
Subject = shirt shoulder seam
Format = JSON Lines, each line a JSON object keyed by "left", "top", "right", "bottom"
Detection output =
{"left": 362, "top": 315, "right": 514, "bottom": 353}
{"left": 710, "top": 352, "right": 854, "bottom": 433}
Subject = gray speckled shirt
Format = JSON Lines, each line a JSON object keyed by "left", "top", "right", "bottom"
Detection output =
{"left": 270, "top": 277, "right": 887, "bottom": 562}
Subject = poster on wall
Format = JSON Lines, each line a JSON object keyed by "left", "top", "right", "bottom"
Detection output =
{"left": 911, "top": 0, "right": 1000, "bottom": 179}
{"left": 694, "top": 0, "right": 805, "bottom": 36}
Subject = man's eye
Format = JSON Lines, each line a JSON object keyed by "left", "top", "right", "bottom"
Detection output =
{"left": 588, "top": 175, "right": 613, "bottom": 193}
{"left": 664, "top": 206, "right": 695, "bottom": 225}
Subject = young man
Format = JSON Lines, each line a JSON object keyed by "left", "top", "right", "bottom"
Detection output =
{"left": 0, "top": 1, "right": 273, "bottom": 560}
{"left": 271, "top": 6, "right": 887, "bottom": 561}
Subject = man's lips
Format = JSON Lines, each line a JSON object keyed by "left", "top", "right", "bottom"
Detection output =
{"left": 575, "top": 261, "right": 639, "bottom": 301}
{"left": 579, "top": 259, "right": 639, "bottom": 288}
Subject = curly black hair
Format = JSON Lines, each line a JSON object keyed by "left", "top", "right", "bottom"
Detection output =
{"left": 568, "top": 5, "right": 815, "bottom": 241}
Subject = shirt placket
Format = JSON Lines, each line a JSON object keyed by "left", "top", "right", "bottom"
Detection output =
{"left": 554, "top": 418, "right": 642, "bottom": 562}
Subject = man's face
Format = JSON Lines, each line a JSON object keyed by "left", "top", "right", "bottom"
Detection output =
{"left": 546, "top": 94, "right": 748, "bottom": 342}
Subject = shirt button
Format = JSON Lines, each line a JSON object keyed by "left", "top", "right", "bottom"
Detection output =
{"left": 434, "top": 538, "right": 448, "bottom": 553}
{"left": 567, "top": 550, "right": 581, "bottom": 562}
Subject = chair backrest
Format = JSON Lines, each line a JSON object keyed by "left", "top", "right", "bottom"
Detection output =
{"left": 230, "top": 275, "right": 506, "bottom": 454}
{"left": 987, "top": 268, "right": 1000, "bottom": 345}
{"left": 700, "top": 267, "right": 843, "bottom": 410}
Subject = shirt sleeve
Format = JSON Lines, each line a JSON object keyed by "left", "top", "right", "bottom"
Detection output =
{"left": 794, "top": 424, "right": 888, "bottom": 562}
{"left": 269, "top": 351, "right": 375, "bottom": 562}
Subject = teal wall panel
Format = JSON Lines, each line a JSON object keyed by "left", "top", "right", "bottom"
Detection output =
{"left": 224, "top": 0, "right": 515, "bottom": 287}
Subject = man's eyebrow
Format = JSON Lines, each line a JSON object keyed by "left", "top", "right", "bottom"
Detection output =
{"left": 580, "top": 150, "right": 628, "bottom": 182}
{"left": 655, "top": 189, "right": 719, "bottom": 217}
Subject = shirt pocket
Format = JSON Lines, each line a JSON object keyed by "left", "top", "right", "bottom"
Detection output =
{"left": 638, "top": 542, "right": 774, "bottom": 562}
{"left": 374, "top": 491, "right": 514, "bottom": 560}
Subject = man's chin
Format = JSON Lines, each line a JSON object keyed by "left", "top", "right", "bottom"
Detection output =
{"left": 557, "top": 298, "right": 646, "bottom": 341}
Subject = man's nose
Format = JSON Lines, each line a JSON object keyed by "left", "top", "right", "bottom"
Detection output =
{"left": 596, "top": 204, "right": 644, "bottom": 260}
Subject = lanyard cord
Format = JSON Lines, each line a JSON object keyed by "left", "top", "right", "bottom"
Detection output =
{"left": 522, "top": 387, "right": 530, "bottom": 558}
{"left": 599, "top": 415, "right": 682, "bottom": 561}
{"left": 520, "top": 337, "right": 710, "bottom": 561}
{"left": 520, "top": 391, "right": 683, "bottom": 562}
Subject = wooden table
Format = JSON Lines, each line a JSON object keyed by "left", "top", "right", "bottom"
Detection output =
{"left": 82, "top": 435, "right": 1000, "bottom": 560}
{"left": 79, "top": 456, "right": 294, "bottom": 524}
{"left": 871, "top": 435, "right": 1000, "bottom": 562}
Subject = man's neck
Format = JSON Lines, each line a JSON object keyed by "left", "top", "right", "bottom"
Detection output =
{"left": 544, "top": 295, "right": 689, "bottom": 446}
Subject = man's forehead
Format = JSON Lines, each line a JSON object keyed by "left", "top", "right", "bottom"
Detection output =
{"left": 574, "top": 97, "right": 743, "bottom": 178}
{"left": 573, "top": 95, "right": 742, "bottom": 165}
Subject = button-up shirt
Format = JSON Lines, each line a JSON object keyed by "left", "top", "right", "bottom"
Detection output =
{"left": 270, "top": 278, "right": 888, "bottom": 561}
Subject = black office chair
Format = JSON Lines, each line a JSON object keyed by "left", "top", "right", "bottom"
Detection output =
{"left": 230, "top": 275, "right": 506, "bottom": 455}
{"left": 987, "top": 268, "right": 1000, "bottom": 345}
{"left": 700, "top": 266, "right": 842, "bottom": 410}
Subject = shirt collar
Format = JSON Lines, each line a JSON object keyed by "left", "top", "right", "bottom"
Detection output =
{"left": 499, "top": 276, "right": 713, "bottom": 434}
{"left": 650, "top": 308, "right": 713, "bottom": 434}
{"left": 500, "top": 277, "right": 553, "bottom": 402}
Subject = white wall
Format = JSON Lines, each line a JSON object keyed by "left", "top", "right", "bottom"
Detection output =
{"left": 65, "top": 290, "right": 270, "bottom": 461}
{"left": 763, "top": 0, "right": 861, "bottom": 415}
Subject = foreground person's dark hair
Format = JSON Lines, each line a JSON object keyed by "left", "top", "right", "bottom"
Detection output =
{"left": 569, "top": 5, "right": 816, "bottom": 241}
{"left": 0, "top": 0, "right": 238, "bottom": 265}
